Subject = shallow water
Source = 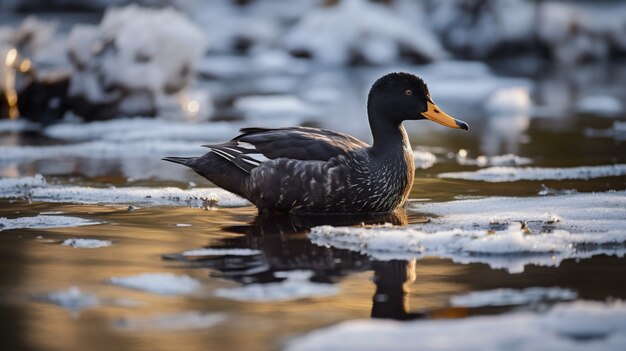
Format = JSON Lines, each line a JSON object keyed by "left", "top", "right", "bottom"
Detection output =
{"left": 1, "top": 65, "right": 626, "bottom": 351}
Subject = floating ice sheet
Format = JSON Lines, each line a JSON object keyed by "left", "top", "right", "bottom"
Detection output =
{"left": 62, "top": 238, "right": 112, "bottom": 248}
{"left": 439, "top": 164, "right": 626, "bottom": 182}
{"left": 450, "top": 287, "right": 577, "bottom": 308}
{"left": 0, "top": 215, "right": 99, "bottom": 232}
{"left": 0, "top": 175, "right": 249, "bottom": 208}
{"left": 214, "top": 270, "right": 338, "bottom": 302}
{"left": 116, "top": 312, "right": 226, "bottom": 331}
{"left": 109, "top": 273, "right": 201, "bottom": 296}
{"left": 285, "top": 300, "right": 626, "bottom": 351}
{"left": 310, "top": 191, "right": 626, "bottom": 273}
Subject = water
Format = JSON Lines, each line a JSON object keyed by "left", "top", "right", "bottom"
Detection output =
{"left": 1, "top": 65, "right": 625, "bottom": 351}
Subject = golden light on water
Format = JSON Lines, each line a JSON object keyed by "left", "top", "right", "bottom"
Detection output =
{"left": 19, "top": 59, "right": 32, "bottom": 73}
{"left": 5, "top": 48, "right": 17, "bottom": 66}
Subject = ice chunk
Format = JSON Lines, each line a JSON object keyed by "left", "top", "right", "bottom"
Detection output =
{"left": 585, "top": 121, "right": 626, "bottom": 141}
{"left": 285, "top": 300, "right": 626, "bottom": 351}
{"left": 0, "top": 215, "right": 99, "bottom": 232}
{"left": 0, "top": 175, "right": 249, "bottom": 208}
{"left": 116, "top": 312, "right": 226, "bottom": 331}
{"left": 62, "top": 238, "right": 112, "bottom": 249}
{"left": 109, "top": 273, "right": 201, "bottom": 296}
{"left": 214, "top": 270, "right": 338, "bottom": 302}
{"left": 450, "top": 287, "right": 577, "bottom": 307}
{"left": 182, "top": 248, "right": 262, "bottom": 257}
{"left": 439, "top": 164, "right": 626, "bottom": 182}
{"left": 39, "top": 287, "right": 100, "bottom": 312}
{"left": 577, "top": 95, "right": 623, "bottom": 117}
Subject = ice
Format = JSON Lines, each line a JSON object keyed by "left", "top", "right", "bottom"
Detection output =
{"left": 109, "top": 273, "right": 201, "bottom": 296}
{"left": 285, "top": 300, "right": 626, "bottom": 351}
{"left": 0, "top": 215, "right": 99, "bottom": 232}
{"left": 62, "top": 238, "right": 112, "bottom": 249}
{"left": 412, "top": 148, "right": 437, "bottom": 169}
{"left": 439, "top": 164, "right": 626, "bottom": 182}
{"left": 311, "top": 191, "right": 626, "bottom": 273}
{"left": 39, "top": 287, "right": 100, "bottom": 312}
{"left": 116, "top": 312, "right": 226, "bottom": 331}
{"left": 577, "top": 95, "right": 623, "bottom": 117}
{"left": 0, "top": 175, "right": 249, "bottom": 208}
{"left": 586, "top": 121, "right": 626, "bottom": 141}
{"left": 214, "top": 270, "right": 338, "bottom": 302}
{"left": 455, "top": 150, "right": 532, "bottom": 167}
{"left": 182, "top": 248, "right": 262, "bottom": 257}
{"left": 44, "top": 118, "right": 242, "bottom": 142}
{"left": 0, "top": 120, "right": 39, "bottom": 133}
{"left": 450, "top": 287, "right": 577, "bottom": 308}
{"left": 283, "top": 0, "right": 446, "bottom": 65}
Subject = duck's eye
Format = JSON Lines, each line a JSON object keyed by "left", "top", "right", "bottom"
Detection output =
{"left": 405, "top": 89, "right": 412, "bottom": 96}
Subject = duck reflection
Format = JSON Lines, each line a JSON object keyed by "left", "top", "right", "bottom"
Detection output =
{"left": 163, "top": 209, "right": 426, "bottom": 320}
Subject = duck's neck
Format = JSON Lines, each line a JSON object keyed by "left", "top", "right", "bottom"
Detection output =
{"left": 369, "top": 115, "right": 411, "bottom": 155}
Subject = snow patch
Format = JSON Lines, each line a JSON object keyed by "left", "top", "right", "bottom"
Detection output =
{"left": 412, "top": 148, "right": 437, "bottom": 169}
{"left": 439, "top": 164, "right": 626, "bottom": 182}
{"left": 586, "top": 121, "right": 626, "bottom": 141}
{"left": 182, "top": 248, "right": 262, "bottom": 257}
{"left": 214, "top": 270, "right": 338, "bottom": 302}
{"left": 285, "top": 300, "right": 626, "bottom": 351}
{"left": 577, "top": 95, "right": 623, "bottom": 117}
{"left": 39, "top": 287, "right": 100, "bottom": 311}
{"left": 0, "top": 215, "right": 99, "bottom": 232}
{"left": 450, "top": 287, "right": 577, "bottom": 308}
{"left": 455, "top": 149, "right": 532, "bottom": 167}
{"left": 62, "top": 238, "right": 112, "bottom": 249}
{"left": 311, "top": 191, "right": 626, "bottom": 273}
{"left": 109, "top": 273, "right": 201, "bottom": 296}
{"left": 116, "top": 312, "right": 226, "bottom": 331}
{"left": 0, "top": 175, "right": 249, "bottom": 208}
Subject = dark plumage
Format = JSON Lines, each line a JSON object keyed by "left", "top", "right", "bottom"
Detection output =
{"left": 164, "top": 72, "right": 468, "bottom": 214}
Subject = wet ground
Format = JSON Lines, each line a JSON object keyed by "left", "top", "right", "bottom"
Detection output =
{"left": 1, "top": 64, "right": 626, "bottom": 351}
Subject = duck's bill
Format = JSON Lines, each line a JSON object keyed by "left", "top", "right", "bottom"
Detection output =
{"left": 421, "top": 102, "right": 469, "bottom": 131}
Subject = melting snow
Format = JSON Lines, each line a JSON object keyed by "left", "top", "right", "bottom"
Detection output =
{"left": 412, "top": 149, "right": 437, "bottom": 169}
{"left": 109, "top": 273, "right": 201, "bottom": 296}
{"left": 439, "top": 164, "right": 626, "bottom": 182}
{"left": 0, "top": 215, "right": 99, "bottom": 232}
{"left": 116, "top": 312, "right": 226, "bottom": 331}
{"left": 577, "top": 95, "right": 623, "bottom": 117}
{"left": 182, "top": 248, "right": 262, "bottom": 257}
{"left": 39, "top": 287, "right": 100, "bottom": 312}
{"left": 455, "top": 149, "right": 532, "bottom": 167}
{"left": 310, "top": 191, "right": 626, "bottom": 273}
{"left": 0, "top": 175, "right": 249, "bottom": 208}
{"left": 214, "top": 270, "right": 338, "bottom": 302}
{"left": 285, "top": 300, "right": 626, "bottom": 351}
{"left": 62, "top": 238, "right": 112, "bottom": 249}
{"left": 450, "top": 287, "right": 577, "bottom": 308}
{"left": 586, "top": 121, "right": 626, "bottom": 142}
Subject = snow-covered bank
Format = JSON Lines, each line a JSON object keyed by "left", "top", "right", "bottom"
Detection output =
{"left": 439, "top": 164, "right": 626, "bottom": 182}
{"left": 310, "top": 191, "right": 626, "bottom": 273}
{"left": 286, "top": 300, "right": 626, "bottom": 351}
{"left": 0, "top": 215, "right": 99, "bottom": 232}
{"left": 0, "top": 175, "right": 249, "bottom": 208}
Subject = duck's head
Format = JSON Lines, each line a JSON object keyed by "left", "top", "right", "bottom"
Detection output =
{"left": 367, "top": 72, "right": 469, "bottom": 131}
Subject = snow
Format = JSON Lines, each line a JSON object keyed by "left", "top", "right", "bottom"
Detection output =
{"left": 0, "top": 120, "right": 39, "bottom": 133}
{"left": 44, "top": 118, "right": 242, "bottom": 142}
{"left": 234, "top": 95, "right": 314, "bottom": 117}
{"left": 39, "top": 287, "right": 100, "bottom": 312}
{"left": 285, "top": 300, "right": 626, "bottom": 351}
{"left": 484, "top": 87, "right": 531, "bottom": 115}
{"left": 66, "top": 5, "right": 208, "bottom": 118}
{"left": 214, "top": 270, "right": 338, "bottom": 302}
{"left": 62, "top": 238, "right": 112, "bottom": 249}
{"left": 182, "top": 248, "right": 262, "bottom": 257}
{"left": 412, "top": 148, "right": 437, "bottom": 169}
{"left": 116, "top": 312, "right": 226, "bottom": 331}
{"left": 577, "top": 95, "right": 624, "bottom": 117}
{"left": 109, "top": 273, "right": 201, "bottom": 296}
{"left": 283, "top": 0, "right": 446, "bottom": 65}
{"left": 439, "top": 164, "right": 626, "bottom": 182}
{"left": 311, "top": 190, "right": 626, "bottom": 273}
{"left": 450, "top": 287, "right": 577, "bottom": 308}
{"left": 586, "top": 121, "right": 626, "bottom": 141}
{"left": 0, "top": 215, "right": 99, "bottom": 232}
{"left": 0, "top": 175, "right": 249, "bottom": 208}
{"left": 455, "top": 149, "right": 532, "bottom": 167}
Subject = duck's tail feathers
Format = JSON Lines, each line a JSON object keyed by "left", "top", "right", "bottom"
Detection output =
{"left": 162, "top": 156, "right": 194, "bottom": 166}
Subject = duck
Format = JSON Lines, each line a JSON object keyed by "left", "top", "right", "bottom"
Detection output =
{"left": 164, "top": 72, "right": 468, "bottom": 214}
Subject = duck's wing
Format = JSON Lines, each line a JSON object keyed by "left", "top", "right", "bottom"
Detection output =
{"left": 204, "top": 127, "right": 369, "bottom": 174}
